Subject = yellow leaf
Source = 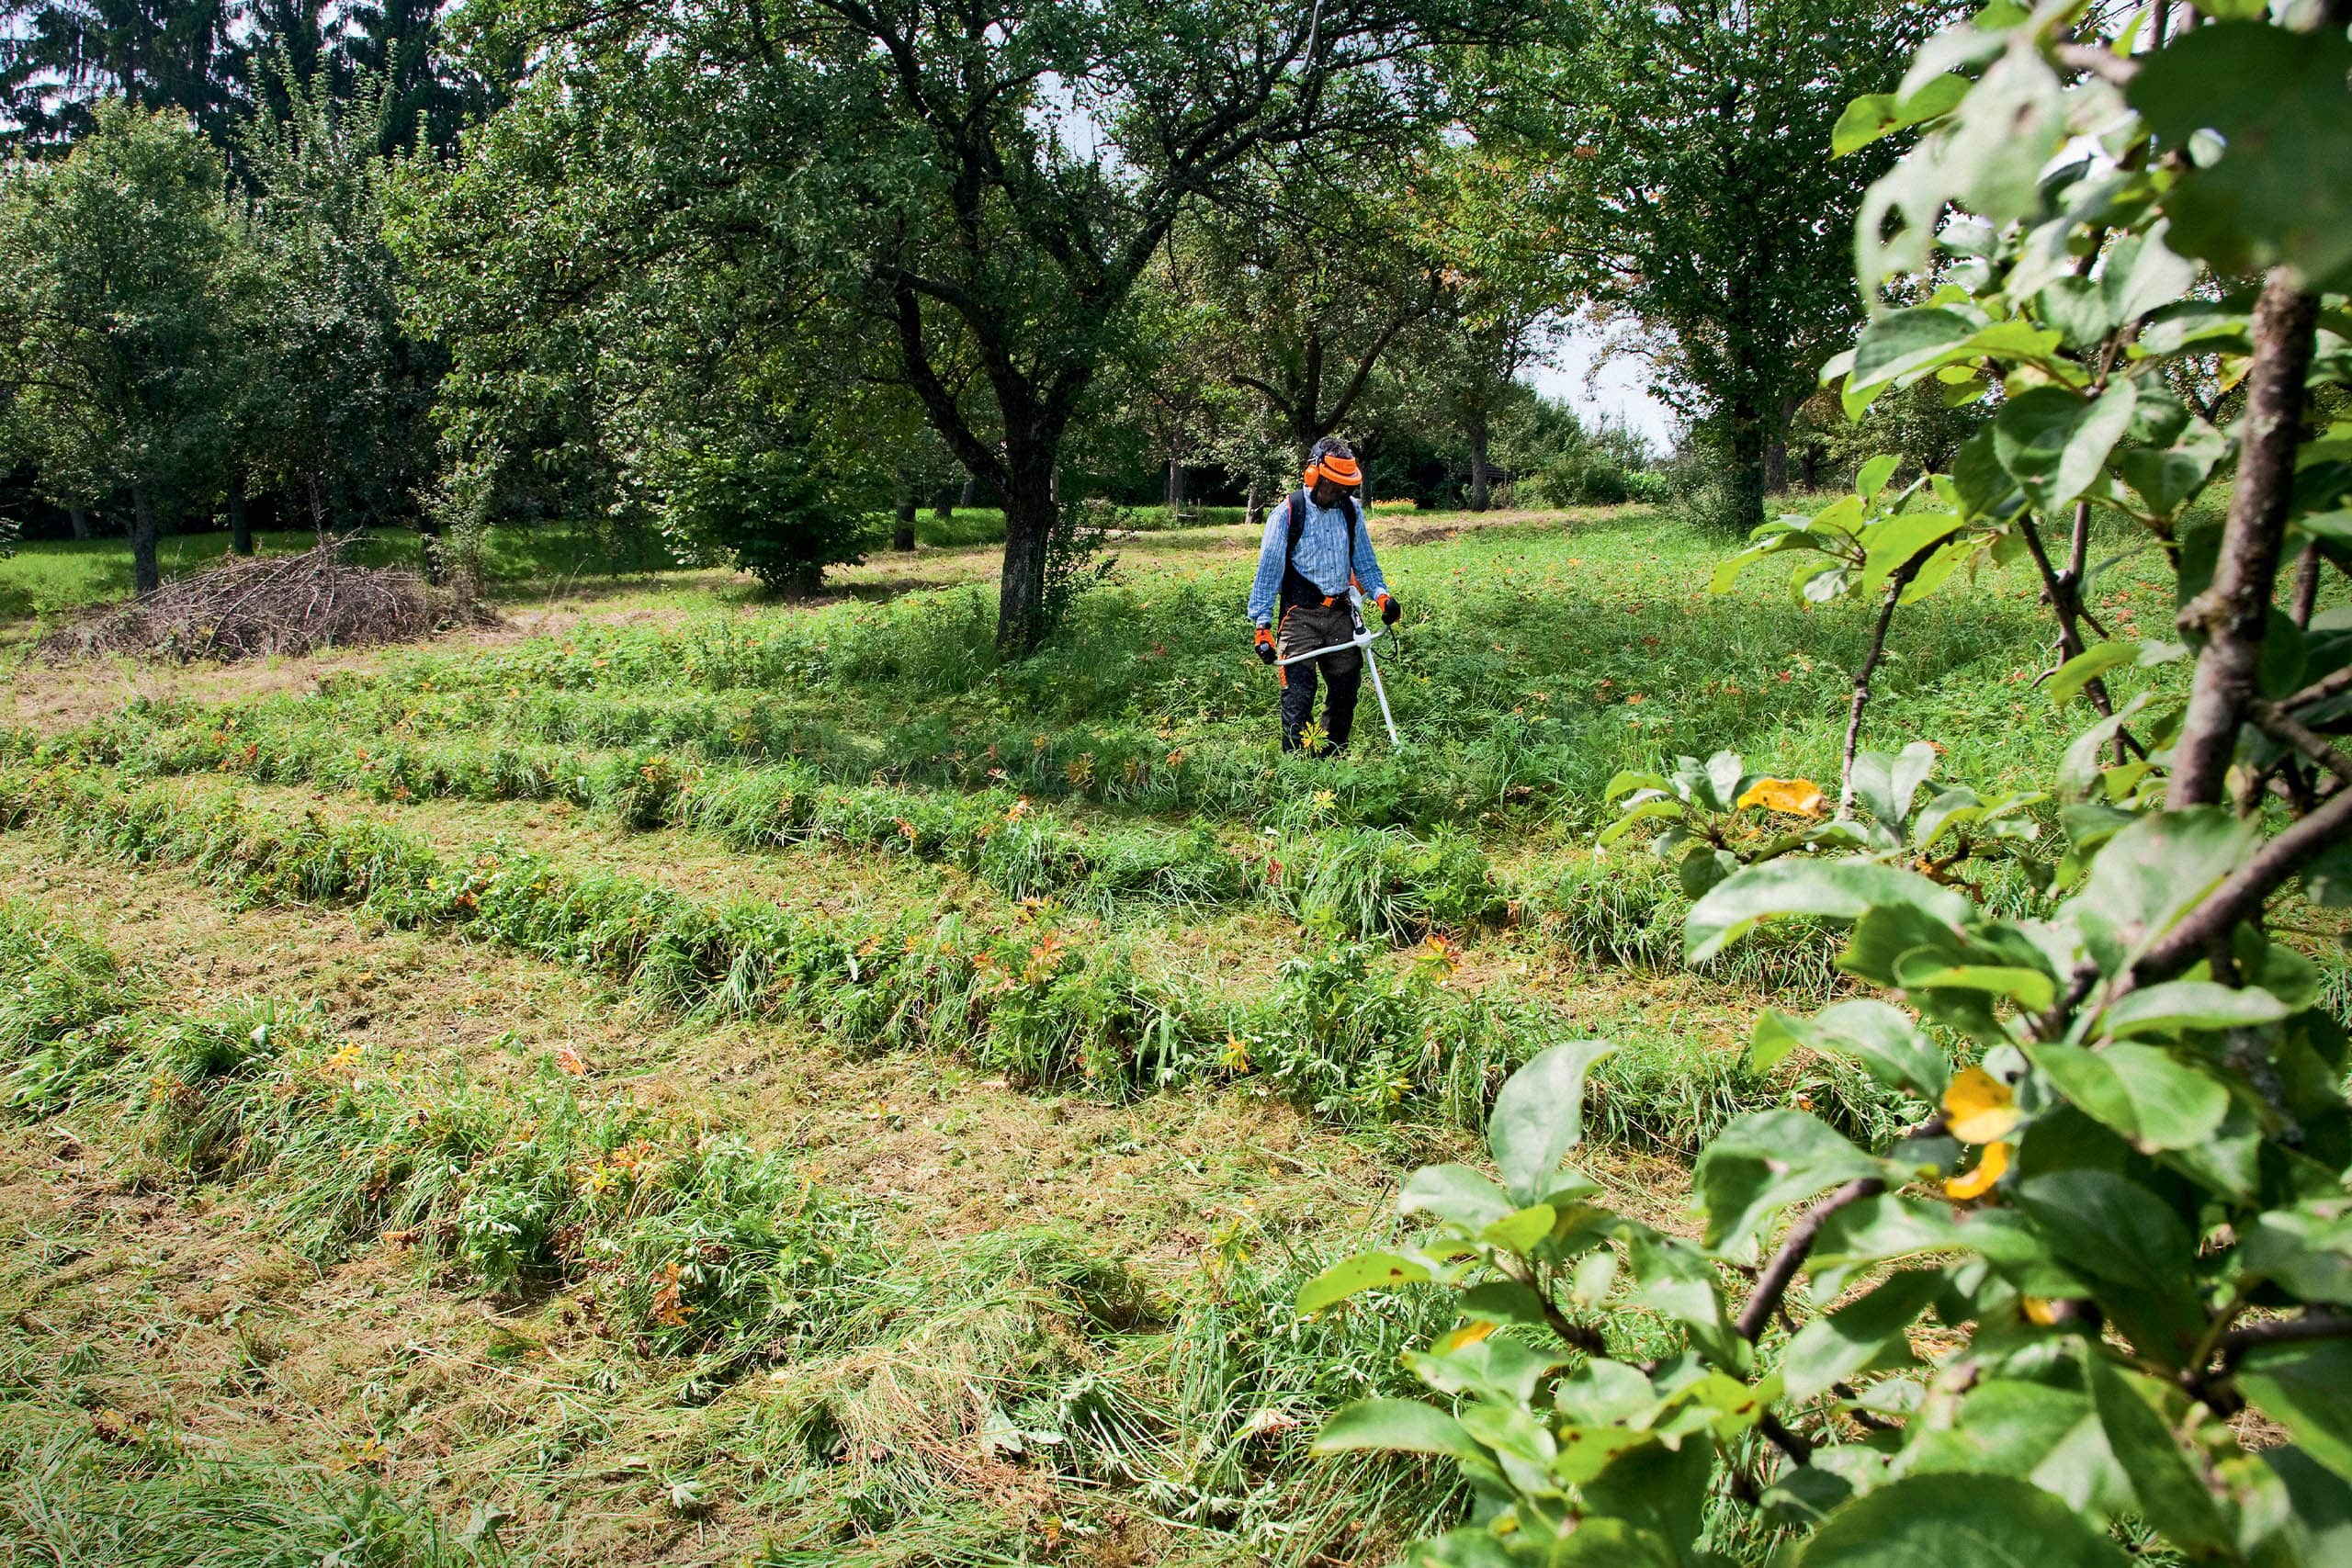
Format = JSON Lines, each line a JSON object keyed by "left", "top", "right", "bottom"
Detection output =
{"left": 1944, "top": 1139, "right": 2011, "bottom": 1200}
{"left": 1942, "top": 1066, "right": 2020, "bottom": 1145}
{"left": 2022, "top": 1295, "right": 2064, "bottom": 1325}
{"left": 1736, "top": 777, "right": 1828, "bottom": 817}
{"left": 1440, "top": 1320, "right": 1502, "bottom": 1352}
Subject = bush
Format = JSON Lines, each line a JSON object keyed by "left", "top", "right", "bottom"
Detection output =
{"left": 649, "top": 423, "right": 877, "bottom": 595}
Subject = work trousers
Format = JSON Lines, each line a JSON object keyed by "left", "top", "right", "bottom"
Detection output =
{"left": 1275, "top": 598, "right": 1363, "bottom": 753}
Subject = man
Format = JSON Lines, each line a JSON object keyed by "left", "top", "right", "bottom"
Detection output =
{"left": 1248, "top": 435, "right": 1401, "bottom": 752}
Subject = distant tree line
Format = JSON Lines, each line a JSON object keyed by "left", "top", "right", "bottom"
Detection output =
{"left": 0, "top": 0, "right": 1979, "bottom": 644}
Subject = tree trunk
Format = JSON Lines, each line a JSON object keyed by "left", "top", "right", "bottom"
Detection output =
{"left": 128, "top": 483, "right": 161, "bottom": 594}
{"left": 960, "top": 476, "right": 976, "bottom": 509}
{"left": 1467, "top": 408, "right": 1493, "bottom": 513}
{"left": 1762, "top": 435, "right": 1789, "bottom": 495}
{"left": 1165, "top": 457, "right": 1183, "bottom": 515}
{"left": 934, "top": 486, "right": 955, "bottom": 522}
{"left": 1724, "top": 404, "right": 1769, "bottom": 535}
{"left": 68, "top": 505, "right": 92, "bottom": 540}
{"left": 229, "top": 488, "right": 253, "bottom": 556}
{"left": 997, "top": 452, "right": 1057, "bottom": 655}
{"left": 1797, "top": 445, "right": 1821, "bottom": 491}
{"left": 892, "top": 492, "right": 917, "bottom": 553}
{"left": 1246, "top": 475, "right": 1264, "bottom": 528}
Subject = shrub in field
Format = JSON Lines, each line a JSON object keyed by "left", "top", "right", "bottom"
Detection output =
{"left": 1304, "top": 6, "right": 2352, "bottom": 1565}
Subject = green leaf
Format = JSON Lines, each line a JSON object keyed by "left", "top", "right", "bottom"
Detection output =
{"left": 2048, "top": 643, "right": 2138, "bottom": 708}
{"left": 1753, "top": 999, "right": 1950, "bottom": 1100}
{"left": 2011, "top": 1168, "right": 2194, "bottom": 1296}
{"left": 2086, "top": 1359, "right": 2236, "bottom": 1554}
{"left": 1945, "top": 48, "right": 2066, "bottom": 227}
{"left": 2097, "top": 980, "right": 2292, "bottom": 1039}
{"left": 2057, "top": 693, "right": 2151, "bottom": 801}
{"left": 1831, "top": 93, "right": 1901, "bottom": 158}
{"left": 1893, "top": 957, "right": 2056, "bottom": 1012}
{"left": 1627, "top": 1228, "right": 1746, "bottom": 1371}
{"left": 1781, "top": 1269, "right": 1939, "bottom": 1403}
{"left": 1849, "top": 307, "right": 1981, "bottom": 399}
{"left": 1792, "top": 1472, "right": 2130, "bottom": 1567}
{"left": 1296, "top": 1252, "right": 1430, "bottom": 1314}
{"left": 2068, "top": 807, "right": 2257, "bottom": 971}
{"left": 2305, "top": 841, "right": 2352, "bottom": 908}
{"left": 2241, "top": 1201, "right": 2352, "bottom": 1305}
{"left": 1858, "top": 454, "right": 1901, "bottom": 500}
{"left": 1311, "top": 1399, "right": 1488, "bottom": 1463}
{"left": 1848, "top": 740, "right": 1937, "bottom": 827}
{"left": 1399, "top": 1165, "right": 1514, "bottom": 1233}
{"left": 2267, "top": 1447, "right": 2352, "bottom": 1568}
{"left": 2103, "top": 222, "right": 2199, "bottom": 330}
{"left": 1480, "top": 1203, "right": 1556, "bottom": 1254}
{"left": 2132, "top": 24, "right": 2352, "bottom": 291}
{"left": 1694, "top": 1111, "right": 1883, "bottom": 1258}
{"left": 1687, "top": 859, "right": 1971, "bottom": 964}
{"left": 1457, "top": 1280, "right": 1559, "bottom": 1332}
{"left": 2030, "top": 1043, "right": 2229, "bottom": 1153}
{"left": 1860, "top": 512, "right": 1964, "bottom": 598}
{"left": 1487, "top": 1040, "right": 1615, "bottom": 1206}
{"left": 1905, "top": 1380, "right": 2132, "bottom": 1516}
{"left": 1599, "top": 796, "right": 1682, "bottom": 846}
{"left": 1831, "top": 74, "right": 1969, "bottom": 157}
{"left": 2239, "top": 1341, "right": 2352, "bottom": 1484}
{"left": 1604, "top": 770, "right": 1672, "bottom": 803}
{"left": 1993, "top": 382, "right": 2138, "bottom": 513}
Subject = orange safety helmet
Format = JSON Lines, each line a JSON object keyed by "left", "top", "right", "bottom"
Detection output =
{"left": 1303, "top": 436, "right": 1363, "bottom": 489}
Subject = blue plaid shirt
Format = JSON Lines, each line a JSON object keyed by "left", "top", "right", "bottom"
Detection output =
{"left": 1248, "top": 493, "right": 1389, "bottom": 627}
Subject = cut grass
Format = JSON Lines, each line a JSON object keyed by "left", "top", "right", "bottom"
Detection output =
{"left": 0, "top": 895, "right": 1488, "bottom": 1565}
{"left": 0, "top": 761, "right": 1919, "bottom": 1154}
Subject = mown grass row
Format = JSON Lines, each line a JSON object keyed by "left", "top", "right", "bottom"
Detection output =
{"left": 0, "top": 1380, "right": 514, "bottom": 1568}
{"left": 0, "top": 902, "right": 1467, "bottom": 1564}
{"left": 0, "top": 761, "right": 1909, "bottom": 1154}
{"left": 48, "top": 714, "right": 1509, "bottom": 935}
{"left": 38, "top": 706, "right": 1859, "bottom": 990}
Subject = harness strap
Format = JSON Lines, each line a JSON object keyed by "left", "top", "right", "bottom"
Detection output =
{"left": 1280, "top": 488, "right": 1360, "bottom": 615}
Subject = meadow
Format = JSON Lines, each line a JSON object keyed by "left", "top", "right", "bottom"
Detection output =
{"left": 0, "top": 501, "right": 2333, "bottom": 1566}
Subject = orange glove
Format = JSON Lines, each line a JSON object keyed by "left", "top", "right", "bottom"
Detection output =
{"left": 1254, "top": 626, "right": 1277, "bottom": 664}
{"left": 1377, "top": 593, "right": 1400, "bottom": 626}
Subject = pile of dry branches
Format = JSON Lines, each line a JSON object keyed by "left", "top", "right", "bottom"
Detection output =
{"left": 40, "top": 542, "right": 496, "bottom": 663}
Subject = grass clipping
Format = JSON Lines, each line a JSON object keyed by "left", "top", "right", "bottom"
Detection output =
{"left": 40, "top": 541, "right": 496, "bottom": 662}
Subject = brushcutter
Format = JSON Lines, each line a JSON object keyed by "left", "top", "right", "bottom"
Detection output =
{"left": 1275, "top": 587, "right": 1401, "bottom": 748}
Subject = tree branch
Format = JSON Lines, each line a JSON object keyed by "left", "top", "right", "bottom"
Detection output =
{"left": 2170, "top": 268, "right": 2322, "bottom": 807}
{"left": 1838, "top": 546, "right": 1937, "bottom": 813}
{"left": 2124, "top": 784, "right": 2352, "bottom": 992}
{"left": 2052, "top": 41, "right": 2141, "bottom": 86}
{"left": 2220, "top": 1312, "right": 2352, "bottom": 1360}
{"left": 2283, "top": 667, "right": 2351, "bottom": 715}
{"left": 2249, "top": 700, "right": 2352, "bottom": 784}
{"left": 1735, "top": 1178, "right": 1885, "bottom": 1344}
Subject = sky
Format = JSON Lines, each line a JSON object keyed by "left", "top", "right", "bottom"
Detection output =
{"left": 1522, "top": 320, "right": 1680, "bottom": 453}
